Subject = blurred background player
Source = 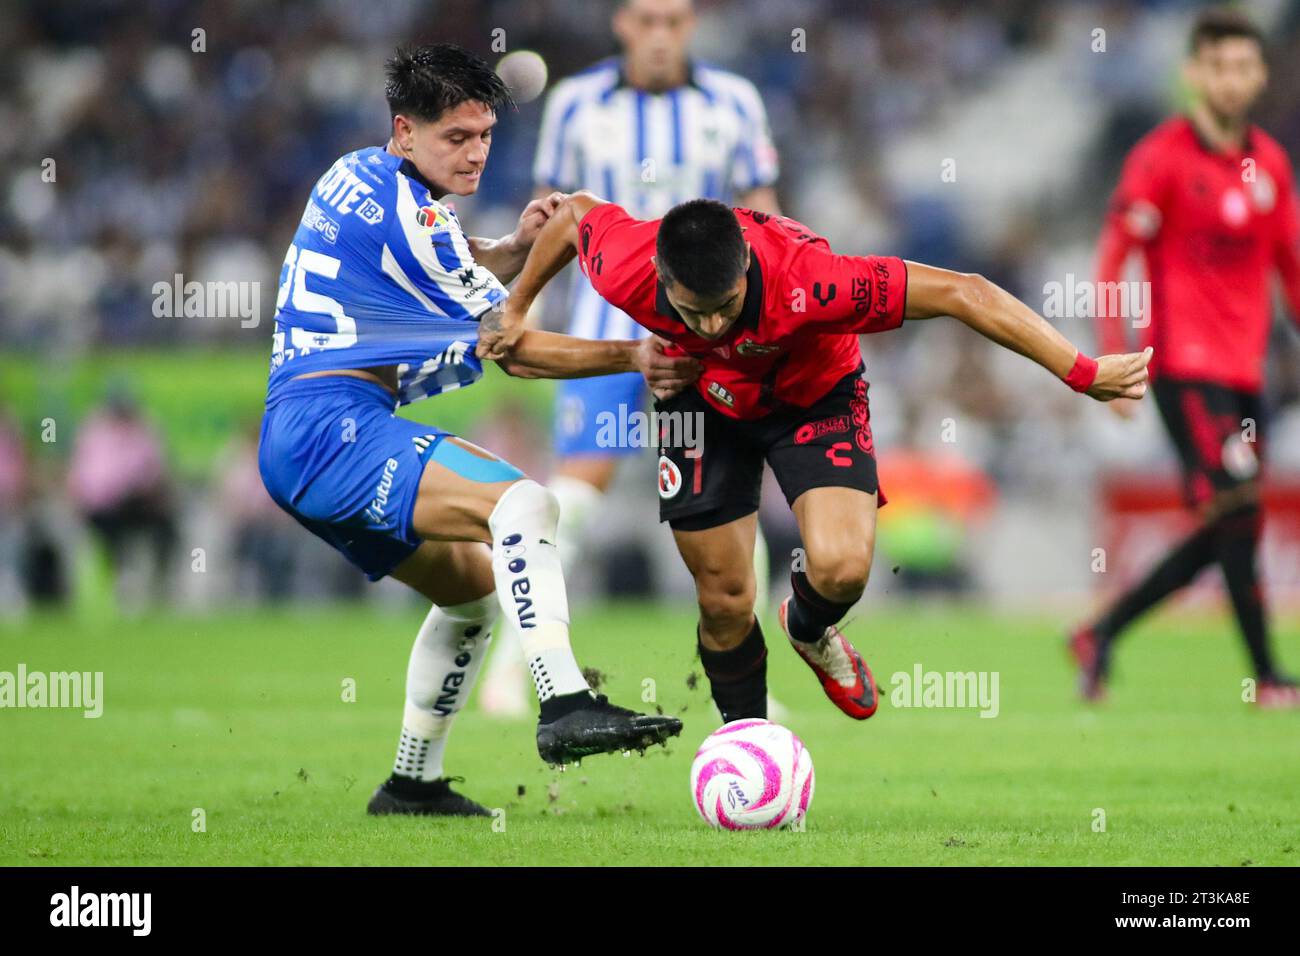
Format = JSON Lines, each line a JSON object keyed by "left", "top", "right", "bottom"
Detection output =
{"left": 1071, "top": 8, "right": 1300, "bottom": 708}
{"left": 481, "top": 0, "right": 782, "bottom": 715}
{"left": 66, "top": 387, "right": 178, "bottom": 611}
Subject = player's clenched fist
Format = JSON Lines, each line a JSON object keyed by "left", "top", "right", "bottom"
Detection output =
{"left": 635, "top": 335, "right": 702, "bottom": 400}
{"left": 512, "top": 191, "right": 567, "bottom": 249}
{"left": 1087, "top": 346, "right": 1153, "bottom": 402}
{"left": 477, "top": 301, "right": 527, "bottom": 360}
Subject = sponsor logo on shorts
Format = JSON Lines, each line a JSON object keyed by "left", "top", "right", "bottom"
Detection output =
{"left": 795, "top": 415, "right": 850, "bottom": 444}
{"left": 363, "top": 457, "right": 400, "bottom": 525}
{"left": 850, "top": 379, "right": 874, "bottom": 455}
{"left": 658, "top": 455, "right": 682, "bottom": 499}
{"left": 411, "top": 433, "right": 440, "bottom": 454}
{"left": 707, "top": 381, "right": 735, "bottom": 408}
{"left": 826, "top": 442, "right": 853, "bottom": 467}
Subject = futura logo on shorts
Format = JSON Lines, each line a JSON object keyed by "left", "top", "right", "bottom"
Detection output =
{"left": 501, "top": 533, "right": 535, "bottom": 628}
{"left": 364, "top": 458, "right": 399, "bottom": 524}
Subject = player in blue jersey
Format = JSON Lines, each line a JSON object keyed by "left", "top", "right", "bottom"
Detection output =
{"left": 257, "top": 45, "right": 695, "bottom": 816}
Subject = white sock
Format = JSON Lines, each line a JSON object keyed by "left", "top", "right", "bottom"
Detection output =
{"left": 550, "top": 474, "right": 604, "bottom": 573}
{"left": 487, "top": 479, "right": 590, "bottom": 702}
{"left": 392, "top": 594, "right": 496, "bottom": 781}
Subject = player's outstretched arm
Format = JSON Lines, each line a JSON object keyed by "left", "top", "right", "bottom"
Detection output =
{"left": 494, "top": 329, "right": 699, "bottom": 398}
{"left": 467, "top": 191, "right": 568, "bottom": 285}
{"left": 477, "top": 191, "right": 607, "bottom": 361}
{"left": 903, "top": 261, "right": 1152, "bottom": 402}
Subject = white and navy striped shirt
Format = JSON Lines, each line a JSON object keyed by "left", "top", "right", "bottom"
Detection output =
{"left": 534, "top": 58, "right": 779, "bottom": 341}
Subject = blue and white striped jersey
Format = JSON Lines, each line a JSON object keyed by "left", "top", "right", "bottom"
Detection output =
{"left": 266, "top": 146, "right": 508, "bottom": 406}
{"left": 533, "top": 59, "right": 778, "bottom": 341}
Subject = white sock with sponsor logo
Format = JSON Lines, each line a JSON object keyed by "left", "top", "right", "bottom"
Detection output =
{"left": 488, "top": 479, "right": 590, "bottom": 703}
{"left": 393, "top": 594, "right": 496, "bottom": 782}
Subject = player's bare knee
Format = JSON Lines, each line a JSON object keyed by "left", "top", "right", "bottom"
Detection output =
{"left": 806, "top": 547, "right": 871, "bottom": 603}
{"left": 488, "top": 477, "right": 560, "bottom": 538}
{"left": 696, "top": 572, "right": 756, "bottom": 634}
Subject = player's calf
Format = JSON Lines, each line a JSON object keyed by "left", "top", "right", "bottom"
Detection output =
{"left": 687, "top": 542, "right": 769, "bottom": 724}
{"left": 485, "top": 478, "right": 684, "bottom": 762}
{"left": 780, "top": 568, "right": 878, "bottom": 720}
{"left": 370, "top": 595, "right": 497, "bottom": 817}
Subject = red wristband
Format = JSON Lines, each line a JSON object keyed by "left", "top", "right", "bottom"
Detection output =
{"left": 1064, "top": 352, "right": 1098, "bottom": 393}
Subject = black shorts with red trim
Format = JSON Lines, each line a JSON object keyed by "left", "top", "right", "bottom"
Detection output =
{"left": 1152, "top": 377, "right": 1264, "bottom": 508}
{"left": 654, "top": 365, "right": 883, "bottom": 532}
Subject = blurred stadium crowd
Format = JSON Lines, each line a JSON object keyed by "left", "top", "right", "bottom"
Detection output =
{"left": 3, "top": 0, "right": 1300, "bottom": 613}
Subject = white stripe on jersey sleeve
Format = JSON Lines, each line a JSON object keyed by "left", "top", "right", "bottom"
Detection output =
{"left": 697, "top": 67, "right": 780, "bottom": 192}
{"left": 534, "top": 79, "right": 584, "bottom": 190}
{"left": 533, "top": 65, "right": 619, "bottom": 191}
{"left": 392, "top": 173, "right": 507, "bottom": 318}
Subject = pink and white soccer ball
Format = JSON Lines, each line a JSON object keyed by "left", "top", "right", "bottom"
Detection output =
{"left": 690, "top": 719, "right": 814, "bottom": 829}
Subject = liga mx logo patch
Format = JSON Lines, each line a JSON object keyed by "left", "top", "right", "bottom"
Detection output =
{"left": 415, "top": 203, "right": 451, "bottom": 233}
{"left": 657, "top": 455, "right": 682, "bottom": 499}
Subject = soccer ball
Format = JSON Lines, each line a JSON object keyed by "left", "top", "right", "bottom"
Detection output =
{"left": 689, "top": 719, "right": 814, "bottom": 830}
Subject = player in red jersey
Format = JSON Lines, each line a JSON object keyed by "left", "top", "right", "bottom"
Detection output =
{"left": 478, "top": 192, "right": 1150, "bottom": 725}
{"left": 1070, "top": 8, "right": 1300, "bottom": 708}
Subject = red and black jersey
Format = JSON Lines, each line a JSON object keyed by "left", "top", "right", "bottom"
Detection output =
{"left": 576, "top": 203, "right": 908, "bottom": 420}
{"left": 1097, "top": 116, "right": 1300, "bottom": 393}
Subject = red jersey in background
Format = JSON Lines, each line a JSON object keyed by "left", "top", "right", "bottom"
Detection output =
{"left": 1097, "top": 116, "right": 1300, "bottom": 393}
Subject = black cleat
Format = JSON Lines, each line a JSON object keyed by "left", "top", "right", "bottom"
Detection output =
{"left": 536, "top": 693, "right": 682, "bottom": 765}
{"left": 366, "top": 775, "right": 491, "bottom": 817}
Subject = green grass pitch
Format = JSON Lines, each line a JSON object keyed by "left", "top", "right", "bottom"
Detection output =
{"left": 2, "top": 602, "right": 1297, "bottom": 866}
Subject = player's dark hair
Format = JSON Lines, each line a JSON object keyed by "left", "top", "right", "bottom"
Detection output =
{"left": 1189, "top": 7, "right": 1265, "bottom": 54}
{"left": 384, "top": 44, "right": 514, "bottom": 123}
{"left": 656, "top": 199, "right": 747, "bottom": 299}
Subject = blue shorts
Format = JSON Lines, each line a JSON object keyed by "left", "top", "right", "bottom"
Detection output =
{"left": 553, "top": 371, "right": 647, "bottom": 458}
{"left": 258, "top": 376, "right": 520, "bottom": 581}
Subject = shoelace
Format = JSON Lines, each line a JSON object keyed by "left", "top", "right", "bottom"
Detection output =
{"left": 802, "top": 631, "right": 858, "bottom": 687}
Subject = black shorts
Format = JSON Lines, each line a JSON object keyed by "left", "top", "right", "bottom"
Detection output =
{"left": 654, "top": 366, "right": 883, "bottom": 531}
{"left": 1152, "top": 378, "right": 1265, "bottom": 508}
